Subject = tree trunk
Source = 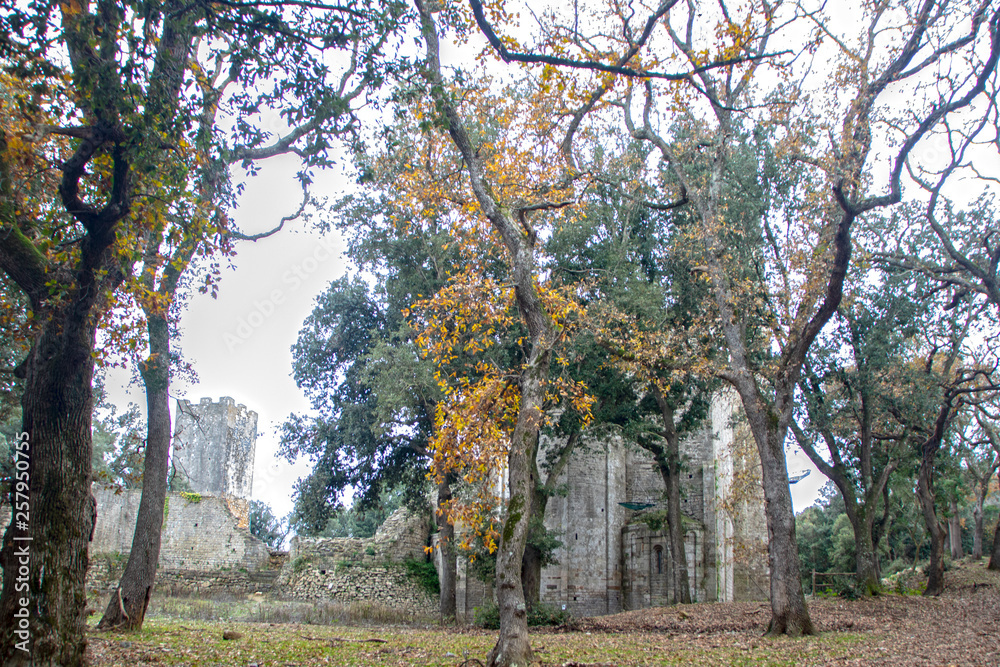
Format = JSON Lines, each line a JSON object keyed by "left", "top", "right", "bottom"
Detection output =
{"left": 853, "top": 514, "right": 880, "bottom": 595}
{"left": 437, "top": 478, "right": 457, "bottom": 620}
{"left": 916, "top": 466, "right": 945, "bottom": 596}
{"left": 988, "top": 512, "right": 1000, "bottom": 571}
{"left": 640, "top": 439, "right": 690, "bottom": 604}
{"left": 0, "top": 303, "right": 101, "bottom": 665}
{"left": 989, "top": 469, "right": 1000, "bottom": 571}
{"left": 972, "top": 501, "right": 983, "bottom": 560}
{"left": 648, "top": 389, "right": 691, "bottom": 605}
{"left": 755, "top": 426, "right": 813, "bottom": 635}
{"left": 487, "top": 351, "right": 547, "bottom": 667}
{"left": 947, "top": 500, "right": 963, "bottom": 561}
{"left": 98, "top": 314, "right": 173, "bottom": 630}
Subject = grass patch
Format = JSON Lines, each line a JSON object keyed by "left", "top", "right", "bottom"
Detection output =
{"left": 89, "top": 618, "right": 867, "bottom": 666}
{"left": 136, "top": 593, "right": 435, "bottom": 627}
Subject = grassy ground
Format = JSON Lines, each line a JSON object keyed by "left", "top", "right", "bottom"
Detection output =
{"left": 87, "top": 559, "right": 1000, "bottom": 666}
{"left": 88, "top": 620, "right": 869, "bottom": 666}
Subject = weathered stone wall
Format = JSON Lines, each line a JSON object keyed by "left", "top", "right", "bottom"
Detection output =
{"left": 711, "top": 390, "right": 770, "bottom": 602}
{"left": 172, "top": 397, "right": 257, "bottom": 503}
{"left": 90, "top": 487, "right": 270, "bottom": 572}
{"left": 278, "top": 562, "right": 435, "bottom": 613}
{"left": 539, "top": 435, "right": 627, "bottom": 617}
{"left": 621, "top": 522, "right": 708, "bottom": 608}
{"left": 88, "top": 560, "right": 282, "bottom": 600}
{"left": 284, "top": 509, "right": 429, "bottom": 568}
{"left": 274, "top": 509, "right": 436, "bottom": 613}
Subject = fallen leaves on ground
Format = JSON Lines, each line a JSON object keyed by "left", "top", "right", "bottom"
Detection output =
{"left": 88, "top": 561, "right": 999, "bottom": 666}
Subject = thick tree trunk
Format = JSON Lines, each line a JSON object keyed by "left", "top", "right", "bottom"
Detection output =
{"left": 916, "top": 399, "right": 954, "bottom": 596}
{"left": 436, "top": 478, "right": 457, "bottom": 620}
{"left": 916, "top": 469, "right": 945, "bottom": 596}
{"left": 756, "top": 428, "right": 813, "bottom": 635}
{"left": 0, "top": 304, "right": 101, "bottom": 665}
{"left": 988, "top": 513, "right": 1000, "bottom": 571}
{"left": 486, "top": 351, "right": 547, "bottom": 667}
{"left": 98, "top": 314, "right": 172, "bottom": 630}
{"left": 853, "top": 521, "right": 880, "bottom": 595}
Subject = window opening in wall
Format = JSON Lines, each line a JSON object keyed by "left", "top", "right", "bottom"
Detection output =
{"left": 654, "top": 545, "right": 663, "bottom": 575}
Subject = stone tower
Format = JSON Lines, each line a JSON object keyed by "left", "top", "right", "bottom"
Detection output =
{"left": 172, "top": 397, "right": 258, "bottom": 500}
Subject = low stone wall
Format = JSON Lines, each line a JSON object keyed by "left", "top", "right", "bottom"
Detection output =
{"left": 274, "top": 509, "right": 436, "bottom": 613}
{"left": 279, "top": 561, "right": 435, "bottom": 613}
{"left": 87, "top": 560, "right": 283, "bottom": 600}
{"left": 286, "top": 509, "right": 430, "bottom": 568}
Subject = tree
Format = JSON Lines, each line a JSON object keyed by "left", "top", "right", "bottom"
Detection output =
{"left": 0, "top": 1, "right": 399, "bottom": 660}
{"left": 956, "top": 407, "right": 999, "bottom": 560}
{"left": 249, "top": 500, "right": 289, "bottom": 549}
{"left": 96, "top": 0, "right": 398, "bottom": 630}
{"left": 970, "top": 403, "right": 1000, "bottom": 570}
{"left": 414, "top": 2, "right": 598, "bottom": 661}
{"left": 904, "top": 300, "right": 998, "bottom": 594}
{"left": 791, "top": 274, "right": 925, "bottom": 593}
{"left": 598, "top": 0, "right": 999, "bottom": 632}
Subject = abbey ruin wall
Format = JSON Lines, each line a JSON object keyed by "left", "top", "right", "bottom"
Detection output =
{"left": 90, "top": 487, "right": 271, "bottom": 572}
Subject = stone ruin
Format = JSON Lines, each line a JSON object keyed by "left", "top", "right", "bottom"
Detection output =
{"left": 3, "top": 393, "right": 768, "bottom": 618}
{"left": 83, "top": 397, "right": 439, "bottom": 613}
{"left": 444, "top": 390, "right": 770, "bottom": 621}
{"left": 86, "top": 397, "right": 275, "bottom": 595}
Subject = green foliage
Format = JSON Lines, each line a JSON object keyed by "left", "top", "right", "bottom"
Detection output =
{"left": 403, "top": 558, "right": 440, "bottom": 597}
{"left": 249, "top": 500, "right": 289, "bottom": 549}
{"left": 315, "top": 486, "right": 405, "bottom": 539}
{"left": 796, "top": 483, "right": 845, "bottom": 587}
{"left": 473, "top": 601, "right": 571, "bottom": 629}
{"left": 291, "top": 556, "right": 312, "bottom": 574}
{"left": 282, "top": 273, "right": 439, "bottom": 534}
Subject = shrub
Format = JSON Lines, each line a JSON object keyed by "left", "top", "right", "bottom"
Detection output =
{"left": 403, "top": 558, "right": 439, "bottom": 597}
{"left": 473, "top": 601, "right": 571, "bottom": 629}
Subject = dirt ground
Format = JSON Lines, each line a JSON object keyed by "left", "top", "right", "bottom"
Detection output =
{"left": 568, "top": 562, "right": 1000, "bottom": 666}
